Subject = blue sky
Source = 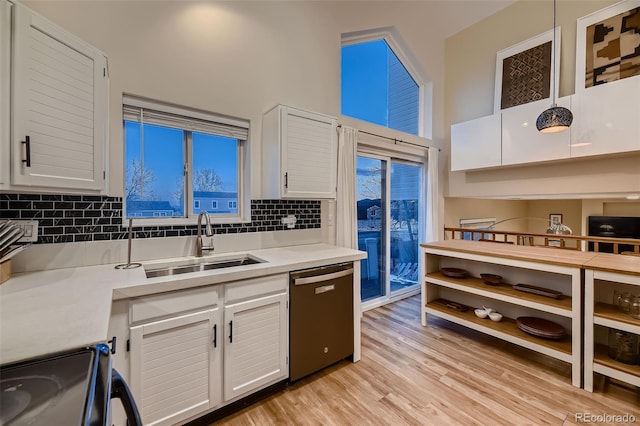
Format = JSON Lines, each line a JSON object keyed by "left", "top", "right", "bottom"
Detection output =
{"left": 125, "top": 122, "right": 238, "bottom": 203}
{"left": 341, "top": 39, "right": 389, "bottom": 127}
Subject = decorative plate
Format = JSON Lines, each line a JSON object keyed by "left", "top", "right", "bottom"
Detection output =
{"left": 440, "top": 267, "right": 468, "bottom": 278}
{"left": 516, "top": 317, "right": 566, "bottom": 339}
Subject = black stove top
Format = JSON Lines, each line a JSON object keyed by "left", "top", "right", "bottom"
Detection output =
{"left": 0, "top": 348, "right": 97, "bottom": 426}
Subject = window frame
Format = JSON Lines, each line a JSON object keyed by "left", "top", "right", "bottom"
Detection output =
{"left": 341, "top": 27, "right": 431, "bottom": 139}
{"left": 122, "top": 94, "right": 251, "bottom": 226}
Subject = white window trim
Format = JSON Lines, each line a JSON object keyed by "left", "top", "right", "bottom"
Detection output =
{"left": 122, "top": 94, "right": 251, "bottom": 226}
{"left": 341, "top": 26, "right": 431, "bottom": 138}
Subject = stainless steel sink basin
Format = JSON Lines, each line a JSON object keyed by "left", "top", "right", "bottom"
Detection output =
{"left": 145, "top": 255, "right": 265, "bottom": 278}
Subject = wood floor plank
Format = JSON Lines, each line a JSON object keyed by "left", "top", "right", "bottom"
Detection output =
{"left": 214, "top": 296, "right": 640, "bottom": 425}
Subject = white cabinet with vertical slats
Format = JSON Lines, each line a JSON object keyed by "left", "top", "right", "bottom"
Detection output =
{"left": 223, "top": 292, "right": 288, "bottom": 401}
{"left": 1, "top": 1, "right": 108, "bottom": 193}
{"left": 128, "top": 286, "right": 223, "bottom": 426}
{"left": 262, "top": 105, "right": 337, "bottom": 199}
{"left": 124, "top": 274, "right": 289, "bottom": 426}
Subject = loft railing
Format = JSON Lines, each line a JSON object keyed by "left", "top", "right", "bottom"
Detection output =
{"left": 444, "top": 227, "right": 640, "bottom": 255}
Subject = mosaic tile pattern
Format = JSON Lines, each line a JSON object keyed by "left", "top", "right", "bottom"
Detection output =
{"left": 0, "top": 194, "right": 321, "bottom": 244}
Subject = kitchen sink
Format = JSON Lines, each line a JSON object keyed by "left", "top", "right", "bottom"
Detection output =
{"left": 144, "top": 254, "right": 265, "bottom": 278}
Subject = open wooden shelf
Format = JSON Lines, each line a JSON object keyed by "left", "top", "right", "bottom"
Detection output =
{"left": 594, "top": 344, "right": 640, "bottom": 378}
{"left": 426, "top": 272, "right": 572, "bottom": 315}
{"left": 594, "top": 303, "right": 640, "bottom": 329}
{"left": 426, "top": 300, "right": 572, "bottom": 356}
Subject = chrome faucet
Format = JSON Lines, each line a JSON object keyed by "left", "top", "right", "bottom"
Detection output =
{"left": 196, "top": 212, "right": 215, "bottom": 257}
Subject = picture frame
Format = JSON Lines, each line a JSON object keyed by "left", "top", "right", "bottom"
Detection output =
{"left": 549, "top": 214, "right": 563, "bottom": 225}
{"left": 494, "top": 28, "right": 560, "bottom": 113}
{"left": 575, "top": 0, "right": 640, "bottom": 93}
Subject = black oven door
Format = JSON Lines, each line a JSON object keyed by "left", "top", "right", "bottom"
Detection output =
{"left": 0, "top": 344, "right": 141, "bottom": 426}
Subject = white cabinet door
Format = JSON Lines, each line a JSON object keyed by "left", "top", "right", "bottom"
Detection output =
{"left": 11, "top": 3, "right": 108, "bottom": 191}
{"left": 129, "top": 308, "right": 222, "bottom": 426}
{"left": 450, "top": 113, "right": 501, "bottom": 171}
{"left": 502, "top": 97, "right": 571, "bottom": 165}
{"left": 0, "top": 0, "right": 11, "bottom": 187}
{"left": 262, "top": 105, "right": 337, "bottom": 199}
{"left": 571, "top": 78, "right": 640, "bottom": 158}
{"left": 223, "top": 292, "right": 288, "bottom": 401}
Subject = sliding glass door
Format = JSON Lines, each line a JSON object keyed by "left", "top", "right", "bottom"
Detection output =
{"left": 357, "top": 156, "right": 386, "bottom": 301}
{"left": 389, "top": 162, "right": 421, "bottom": 293}
{"left": 357, "top": 154, "right": 423, "bottom": 306}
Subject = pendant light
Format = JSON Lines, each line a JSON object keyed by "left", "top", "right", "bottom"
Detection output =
{"left": 536, "top": 0, "right": 573, "bottom": 133}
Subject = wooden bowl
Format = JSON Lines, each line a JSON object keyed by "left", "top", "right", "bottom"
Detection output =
{"left": 480, "top": 273, "right": 502, "bottom": 285}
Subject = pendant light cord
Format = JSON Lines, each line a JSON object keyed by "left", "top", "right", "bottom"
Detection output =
{"left": 552, "top": 0, "right": 557, "bottom": 107}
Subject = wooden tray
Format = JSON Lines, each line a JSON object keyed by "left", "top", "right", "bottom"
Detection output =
{"left": 440, "top": 267, "right": 468, "bottom": 278}
{"left": 512, "top": 283, "right": 563, "bottom": 299}
{"left": 516, "top": 316, "right": 566, "bottom": 339}
{"left": 432, "top": 298, "right": 470, "bottom": 312}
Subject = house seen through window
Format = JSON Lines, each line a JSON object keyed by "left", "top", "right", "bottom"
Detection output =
{"left": 123, "top": 96, "right": 249, "bottom": 222}
{"left": 342, "top": 36, "right": 420, "bottom": 135}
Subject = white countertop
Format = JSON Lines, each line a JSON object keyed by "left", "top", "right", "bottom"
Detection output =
{"left": 0, "top": 243, "right": 366, "bottom": 365}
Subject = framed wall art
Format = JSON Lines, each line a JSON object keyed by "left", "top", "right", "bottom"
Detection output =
{"left": 549, "top": 213, "right": 563, "bottom": 225}
{"left": 575, "top": 0, "right": 640, "bottom": 93}
{"left": 494, "top": 28, "right": 560, "bottom": 113}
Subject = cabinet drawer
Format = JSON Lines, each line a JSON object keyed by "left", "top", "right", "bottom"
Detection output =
{"left": 225, "top": 273, "right": 288, "bottom": 304}
{"left": 129, "top": 285, "right": 219, "bottom": 324}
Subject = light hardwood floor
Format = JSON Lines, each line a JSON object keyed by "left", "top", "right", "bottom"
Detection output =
{"left": 215, "top": 296, "right": 639, "bottom": 425}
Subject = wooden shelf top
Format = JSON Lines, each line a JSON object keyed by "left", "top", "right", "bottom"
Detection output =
{"left": 594, "top": 344, "right": 640, "bottom": 378}
{"left": 426, "top": 301, "right": 572, "bottom": 355}
{"left": 584, "top": 253, "right": 640, "bottom": 276}
{"left": 421, "top": 240, "right": 598, "bottom": 268}
{"left": 427, "top": 272, "right": 573, "bottom": 313}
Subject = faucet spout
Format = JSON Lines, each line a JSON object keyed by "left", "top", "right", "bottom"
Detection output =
{"left": 196, "top": 212, "right": 215, "bottom": 257}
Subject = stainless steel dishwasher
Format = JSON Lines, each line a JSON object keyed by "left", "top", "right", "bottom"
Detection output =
{"left": 289, "top": 262, "right": 354, "bottom": 382}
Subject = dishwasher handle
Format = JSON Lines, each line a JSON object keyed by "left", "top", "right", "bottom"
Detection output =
{"left": 293, "top": 268, "right": 353, "bottom": 285}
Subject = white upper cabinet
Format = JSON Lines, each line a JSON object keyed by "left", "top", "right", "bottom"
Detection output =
{"left": 450, "top": 113, "right": 501, "bottom": 171}
{"left": 8, "top": 1, "right": 108, "bottom": 192}
{"left": 502, "top": 97, "right": 571, "bottom": 166}
{"left": 262, "top": 105, "right": 337, "bottom": 199}
{"left": 571, "top": 78, "right": 640, "bottom": 158}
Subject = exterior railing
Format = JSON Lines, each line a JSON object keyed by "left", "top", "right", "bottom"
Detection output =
{"left": 444, "top": 227, "right": 640, "bottom": 255}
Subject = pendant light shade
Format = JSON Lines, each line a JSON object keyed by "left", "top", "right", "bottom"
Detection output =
{"left": 536, "top": 104, "right": 573, "bottom": 133}
{"left": 537, "top": 0, "right": 573, "bottom": 134}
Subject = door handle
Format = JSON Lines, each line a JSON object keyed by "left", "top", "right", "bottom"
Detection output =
{"left": 22, "top": 135, "right": 31, "bottom": 167}
{"left": 213, "top": 324, "right": 217, "bottom": 348}
{"left": 229, "top": 320, "right": 233, "bottom": 343}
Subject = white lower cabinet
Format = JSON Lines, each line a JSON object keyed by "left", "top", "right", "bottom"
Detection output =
{"left": 129, "top": 308, "right": 222, "bottom": 426}
{"left": 120, "top": 274, "right": 289, "bottom": 426}
{"left": 223, "top": 292, "right": 288, "bottom": 400}
{"left": 421, "top": 240, "right": 588, "bottom": 387}
{"left": 584, "top": 254, "right": 640, "bottom": 392}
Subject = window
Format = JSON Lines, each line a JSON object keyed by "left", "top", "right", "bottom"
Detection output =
{"left": 123, "top": 95, "right": 249, "bottom": 223}
{"left": 342, "top": 29, "right": 424, "bottom": 136}
{"left": 228, "top": 201, "right": 237, "bottom": 209}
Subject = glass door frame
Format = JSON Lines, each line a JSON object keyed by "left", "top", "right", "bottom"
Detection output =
{"left": 358, "top": 148, "right": 425, "bottom": 312}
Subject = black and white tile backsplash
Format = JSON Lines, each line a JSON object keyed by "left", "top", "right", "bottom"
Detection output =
{"left": 0, "top": 194, "right": 321, "bottom": 244}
